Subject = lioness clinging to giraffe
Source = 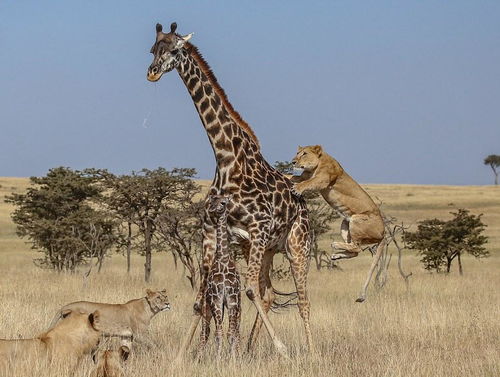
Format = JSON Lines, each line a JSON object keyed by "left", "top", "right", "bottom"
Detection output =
{"left": 291, "top": 145, "right": 386, "bottom": 302}
{"left": 198, "top": 194, "right": 241, "bottom": 358}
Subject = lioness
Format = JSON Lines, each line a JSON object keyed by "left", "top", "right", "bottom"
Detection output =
{"left": 91, "top": 346, "right": 130, "bottom": 377}
{"left": 49, "top": 289, "right": 170, "bottom": 336}
{"left": 291, "top": 145, "right": 386, "bottom": 302}
{"left": 0, "top": 310, "right": 101, "bottom": 370}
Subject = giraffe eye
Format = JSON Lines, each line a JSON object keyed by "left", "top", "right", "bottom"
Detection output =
{"left": 171, "top": 49, "right": 179, "bottom": 55}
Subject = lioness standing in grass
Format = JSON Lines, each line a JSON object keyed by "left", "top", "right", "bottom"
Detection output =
{"left": 49, "top": 289, "right": 170, "bottom": 336}
{"left": 291, "top": 145, "right": 386, "bottom": 302}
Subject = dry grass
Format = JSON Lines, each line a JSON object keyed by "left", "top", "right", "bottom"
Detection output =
{"left": 0, "top": 178, "right": 499, "bottom": 376}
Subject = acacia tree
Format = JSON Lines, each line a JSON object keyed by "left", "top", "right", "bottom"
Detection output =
{"left": 484, "top": 154, "right": 500, "bottom": 185}
{"left": 91, "top": 167, "right": 199, "bottom": 282}
{"left": 86, "top": 169, "right": 140, "bottom": 274}
{"left": 5, "top": 167, "right": 116, "bottom": 272}
{"left": 156, "top": 184, "right": 204, "bottom": 289}
{"left": 404, "top": 209, "right": 488, "bottom": 274}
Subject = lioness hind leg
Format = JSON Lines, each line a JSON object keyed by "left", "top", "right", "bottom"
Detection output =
{"left": 331, "top": 241, "right": 362, "bottom": 260}
{"left": 340, "top": 219, "right": 351, "bottom": 243}
{"left": 356, "top": 240, "right": 386, "bottom": 303}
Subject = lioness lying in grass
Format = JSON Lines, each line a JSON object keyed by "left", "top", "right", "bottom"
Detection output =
{"left": 0, "top": 310, "right": 102, "bottom": 371}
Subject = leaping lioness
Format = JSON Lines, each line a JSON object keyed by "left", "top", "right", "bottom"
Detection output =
{"left": 291, "top": 145, "right": 386, "bottom": 302}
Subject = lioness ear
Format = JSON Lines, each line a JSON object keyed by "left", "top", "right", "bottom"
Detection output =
{"left": 120, "top": 346, "right": 130, "bottom": 362}
{"left": 312, "top": 145, "right": 323, "bottom": 157}
{"left": 297, "top": 145, "right": 303, "bottom": 151}
{"left": 146, "top": 288, "right": 154, "bottom": 297}
{"left": 61, "top": 309, "right": 72, "bottom": 319}
{"left": 89, "top": 310, "right": 101, "bottom": 330}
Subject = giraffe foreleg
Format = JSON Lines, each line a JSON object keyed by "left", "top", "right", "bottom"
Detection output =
{"left": 212, "top": 299, "right": 224, "bottom": 359}
{"left": 227, "top": 300, "right": 241, "bottom": 357}
{"left": 196, "top": 295, "right": 212, "bottom": 360}
{"left": 175, "top": 220, "right": 216, "bottom": 361}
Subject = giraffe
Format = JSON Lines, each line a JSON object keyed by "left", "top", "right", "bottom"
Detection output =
{"left": 198, "top": 194, "right": 241, "bottom": 358}
{"left": 147, "top": 22, "right": 312, "bottom": 358}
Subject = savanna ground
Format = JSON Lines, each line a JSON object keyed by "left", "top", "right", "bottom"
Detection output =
{"left": 0, "top": 177, "right": 499, "bottom": 376}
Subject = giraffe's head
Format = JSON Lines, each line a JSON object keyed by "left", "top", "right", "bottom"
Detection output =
{"left": 147, "top": 22, "right": 193, "bottom": 82}
{"left": 208, "top": 194, "right": 233, "bottom": 217}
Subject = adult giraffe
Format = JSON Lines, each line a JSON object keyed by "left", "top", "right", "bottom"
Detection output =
{"left": 147, "top": 22, "right": 312, "bottom": 357}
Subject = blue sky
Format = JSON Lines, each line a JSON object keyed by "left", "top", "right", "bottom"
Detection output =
{"left": 0, "top": 1, "right": 499, "bottom": 185}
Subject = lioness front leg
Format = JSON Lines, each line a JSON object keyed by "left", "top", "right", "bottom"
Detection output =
{"left": 294, "top": 175, "right": 330, "bottom": 194}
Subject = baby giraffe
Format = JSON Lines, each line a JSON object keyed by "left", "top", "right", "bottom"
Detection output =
{"left": 198, "top": 194, "right": 241, "bottom": 358}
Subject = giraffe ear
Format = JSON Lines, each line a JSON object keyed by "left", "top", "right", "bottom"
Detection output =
{"left": 175, "top": 33, "right": 194, "bottom": 48}
{"left": 156, "top": 23, "right": 163, "bottom": 33}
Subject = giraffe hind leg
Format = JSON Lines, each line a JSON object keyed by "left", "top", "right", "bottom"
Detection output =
{"left": 245, "top": 232, "right": 289, "bottom": 358}
{"left": 247, "top": 250, "right": 275, "bottom": 352}
{"left": 286, "top": 214, "right": 313, "bottom": 352}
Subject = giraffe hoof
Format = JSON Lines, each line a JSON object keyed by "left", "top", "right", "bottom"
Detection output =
{"left": 355, "top": 297, "right": 365, "bottom": 303}
{"left": 193, "top": 302, "right": 201, "bottom": 313}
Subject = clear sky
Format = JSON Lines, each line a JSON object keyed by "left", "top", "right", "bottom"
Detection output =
{"left": 1, "top": 1, "right": 499, "bottom": 185}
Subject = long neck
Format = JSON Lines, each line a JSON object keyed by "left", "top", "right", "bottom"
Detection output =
{"left": 214, "top": 213, "right": 229, "bottom": 261}
{"left": 176, "top": 44, "right": 260, "bottom": 178}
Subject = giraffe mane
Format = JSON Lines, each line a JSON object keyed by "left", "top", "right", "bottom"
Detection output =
{"left": 185, "top": 42, "right": 260, "bottom": 149}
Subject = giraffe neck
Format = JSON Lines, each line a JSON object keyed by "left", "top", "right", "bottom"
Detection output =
{"left": 176, "top": 44, "right": 260, "bottom": 180}
{"left": 214, "top": 213, "right": 230, "bottom": 262}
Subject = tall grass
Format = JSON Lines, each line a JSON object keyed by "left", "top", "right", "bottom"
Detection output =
{"left": 1, "top": 251, "right": 498, "bottom": 377}
{"left": 1, "top": 179, "right": 499, "bottom": 376}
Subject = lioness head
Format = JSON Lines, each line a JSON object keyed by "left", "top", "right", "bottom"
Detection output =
{"left": 59, "top": 309, "right": 102, "bottom": 333}
{"left": 145, "top": 289, "right": 171, "bottom": 313}
{"left": 44, "top": 309, "right": 102, "bottom": 357}
{"left": 292, "top": 145, "right": 323, "bottom": 173}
